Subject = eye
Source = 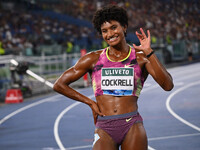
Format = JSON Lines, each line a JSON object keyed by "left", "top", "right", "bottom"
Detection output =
{"left": 111, "top": 25, "right": 117, "bottom": 30}
{"left": 101, "top": 29, "right": 107, "bottom": 33}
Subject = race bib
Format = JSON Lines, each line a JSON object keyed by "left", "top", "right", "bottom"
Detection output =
{"left": 101, "top": 68, "right": 134, "bottom": 96}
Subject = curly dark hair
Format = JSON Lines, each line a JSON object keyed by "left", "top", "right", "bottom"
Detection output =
{"left": 92, "top": 5, "right": 128, "bottom": 35}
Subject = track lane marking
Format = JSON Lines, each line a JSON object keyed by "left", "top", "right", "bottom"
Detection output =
{"left": 54, "top": 101, "right": 81, "bottom": 150}
{"left": 166, "top": 80, "right": 200, "bottom": 132}
{"left": 0, "top": 95, "right": 61, "bottom": 125}
{"left": 149, "top": 132, "right": 200, "bottom": 141}
{"left": 54, "top": 95, "right": 94, "bottom": 150}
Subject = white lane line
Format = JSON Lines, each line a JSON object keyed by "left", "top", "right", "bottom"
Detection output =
{"left": 0, "top": 87, "right": 87, "bottom": 125}
{"left": 166, "top": 80, "right": 200, "bottom": 132}
{"left": 65, "top": 145, "right": 91, "bottom": 150}
{"left": 148, "top": 146, "right": 156, "bottom": 150}
{"left": 54, "top": 95, "right": 94, "bottom": 150}
{"left": 0, "top": 95, "right": 61, "bottom": 125}
{"left": 54, "top": 101, "right": 81, "bottom": 150}
{"left": 149, "top": 132, "right": 200, "bottom": 141}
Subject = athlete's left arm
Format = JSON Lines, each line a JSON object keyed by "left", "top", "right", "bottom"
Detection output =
{"left": 133, "top": 28, "right": 174, "bottom": 91}
{"left": 144, "top": 51, "right": 174, "bottom": 91}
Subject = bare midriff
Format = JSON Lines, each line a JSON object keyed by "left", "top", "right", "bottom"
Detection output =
{"left": 96, "top": 95, "right": 138, "bottom": 116}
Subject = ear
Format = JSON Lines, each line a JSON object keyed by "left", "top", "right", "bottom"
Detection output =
{"left": 123, "top": 25, "right": 127, "bottom": 32}
{"left": 123, "top": 25, "right": 128, "bottom": 36}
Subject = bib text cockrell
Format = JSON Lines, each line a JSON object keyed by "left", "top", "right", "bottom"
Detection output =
{"left": 102, "top": 79, "right": 133, "bottom": 86}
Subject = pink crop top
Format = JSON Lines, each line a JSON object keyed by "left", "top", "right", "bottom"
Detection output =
{"left": 91, "top": 46, "right": 144, "bottom": 97}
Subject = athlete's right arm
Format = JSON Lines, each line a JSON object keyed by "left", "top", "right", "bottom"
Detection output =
{"left": 53, "top": 51, "right": 104, "bottom": 117}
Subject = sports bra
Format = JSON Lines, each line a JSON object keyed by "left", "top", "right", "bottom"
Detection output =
{"left": 91, "top": 46, "right": 144, "bottom": 97}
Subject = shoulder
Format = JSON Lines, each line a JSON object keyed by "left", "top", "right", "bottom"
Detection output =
{"left": 75, "top": 49, "right": 104, "bottom": 70}
{"left": 87, "top": 49, "right": 104, "bottom": 58}
{"left": 81, "top": 49, "right": 103, "bottom": 62}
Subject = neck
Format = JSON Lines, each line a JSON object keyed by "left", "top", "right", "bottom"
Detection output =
{"left": 108, "top": 44, "right": 130, "bottom": 61}
{"left": 109, "top": 42, "right": 129, "bottom": 54}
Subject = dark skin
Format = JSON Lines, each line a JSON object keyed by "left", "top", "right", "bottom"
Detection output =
{"left": 53, "top": 20, "right": 174, "bottom": 150}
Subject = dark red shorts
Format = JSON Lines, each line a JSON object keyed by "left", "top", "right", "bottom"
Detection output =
{"left": 95, "top": 111, "right": 143, "bottom": 145}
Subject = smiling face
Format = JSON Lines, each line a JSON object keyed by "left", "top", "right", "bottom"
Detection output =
{"left": 101, "top": 20, "right": 127, "bottom": 47}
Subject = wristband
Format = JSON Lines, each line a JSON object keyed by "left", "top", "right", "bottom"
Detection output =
{"left": 146, "top": 51, "right": 154, "bottom": 58}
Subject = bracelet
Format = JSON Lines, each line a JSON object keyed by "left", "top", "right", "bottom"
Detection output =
{"left": 146, "top": 51, "right": 154, "bottom": 58}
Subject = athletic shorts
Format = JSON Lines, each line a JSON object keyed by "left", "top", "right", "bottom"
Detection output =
{"left": 95, "top": 111, "right": 143, "bottom": 145}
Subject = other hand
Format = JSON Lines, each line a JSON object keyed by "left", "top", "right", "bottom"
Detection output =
{"left": 90, "top": 101, "right": 104, "bottom": 124}
{"left": 133, "top": 28, "right": 152, "bottom": 55}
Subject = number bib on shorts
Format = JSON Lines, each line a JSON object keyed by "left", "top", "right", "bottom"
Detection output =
{"left": 101, "top": 68, "right": 134, "bottom": 96}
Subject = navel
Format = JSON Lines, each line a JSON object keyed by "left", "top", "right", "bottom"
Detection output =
{"left": 113, "top": 108, "right": 117, "bottom": 113}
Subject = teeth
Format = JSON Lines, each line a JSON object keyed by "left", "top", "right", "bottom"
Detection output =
{"left": 109, "top": 37, "right": 117, "bottom": 41}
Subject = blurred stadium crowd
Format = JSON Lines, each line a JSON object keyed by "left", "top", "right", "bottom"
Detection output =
{"left": 0, "top": 0, "right": 199, "bottom": 56}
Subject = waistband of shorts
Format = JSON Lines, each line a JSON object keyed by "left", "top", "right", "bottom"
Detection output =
{"left": 97, "top": 110, "right": 138, "bottom": 120}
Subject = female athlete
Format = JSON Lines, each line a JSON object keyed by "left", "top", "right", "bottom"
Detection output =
{"left": 53, "top": 5, "right": 174, "bottom": 150}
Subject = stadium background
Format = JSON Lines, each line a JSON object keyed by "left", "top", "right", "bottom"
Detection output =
{"left": 0, "top": 0, "right": 200, "bottom": 150}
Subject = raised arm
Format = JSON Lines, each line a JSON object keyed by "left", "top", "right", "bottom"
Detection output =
{"left": 133, "top": 28, "right": 174, "bottom": 91}
{"left": 53, "top": 51, "right": 104, "bottom": 120}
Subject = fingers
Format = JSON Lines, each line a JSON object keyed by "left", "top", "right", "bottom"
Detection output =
{"left": 133, "top": 44, "right": 139, "bottom": 51}
{"left": 136, "top": 28, "right": 150, "bottom": 40}
{"left": 133, "top": 44, "right": 138, "bottom": 49}
{"left": 92, "top": 106, "right": 104, "bottom": 117}
{"left": 140, "top": 28, "right": 147, "bottom": 39}
{"left": 147, "top": 30, "right": 151, "bottom": 39}
{"left": 92, "top": 102, "right": 105, "bottom": 116}
{"left": 96, "top": 110, "right": 104, "bottom": 117}
{"left": 92, "top": 111, "right": 98, "bottom": 124}
{"left": 133, "top": 44, "right": 143, "bottom": 51}
{"left": 92, "top": 110, "right": 104, "bottom": 125}
{"left": 91, "top": 102, "right": 105, "bottom": 125}
{"left": 135, "top": 31, "right": 142, "bottom": 36}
